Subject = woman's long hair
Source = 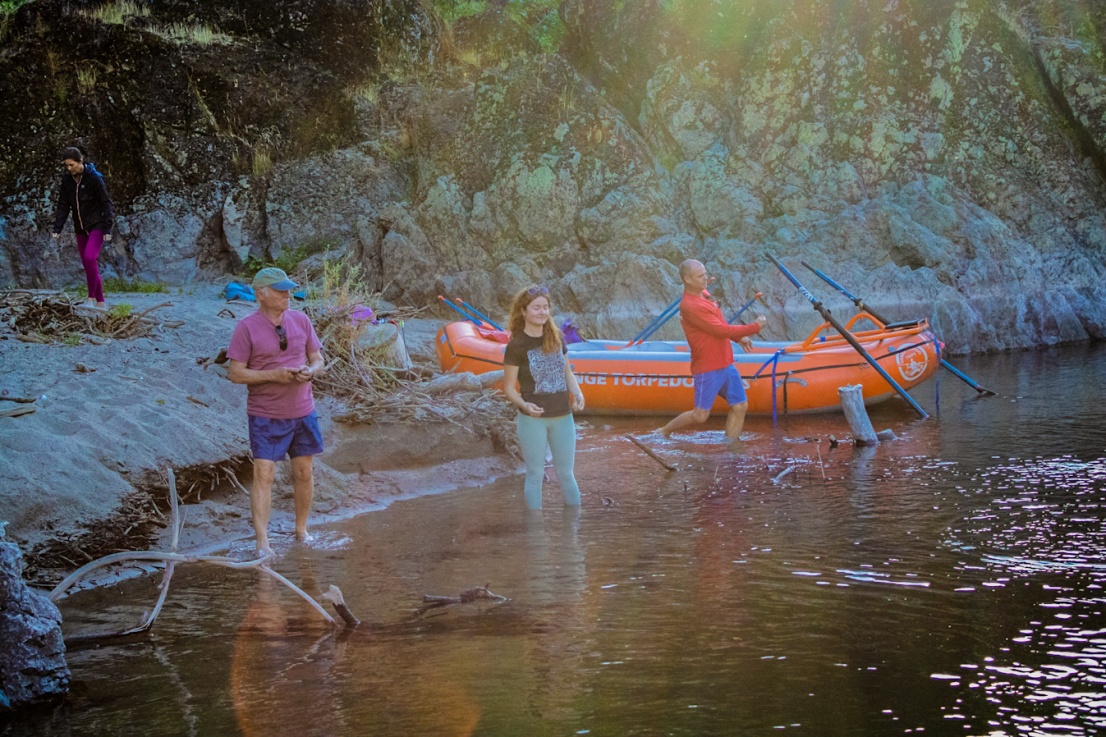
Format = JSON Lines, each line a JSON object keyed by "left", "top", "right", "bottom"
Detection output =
{"left": 508, "top": 286, "right": 563, "bottom": 354}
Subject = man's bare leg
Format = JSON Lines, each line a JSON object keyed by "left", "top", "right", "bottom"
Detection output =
{"left": 251, "top": 459, "right": 277, "bottom": 555}
{"left": 659, "top": 407, "right": 710, "bottom": 437}
{"left": 290, "top": 454, "right": 315, "bottom": 542}
{"left": 725, "top": 401, "right": 749, "bottom": 442}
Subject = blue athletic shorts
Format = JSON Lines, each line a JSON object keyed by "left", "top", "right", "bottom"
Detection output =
{"left": 248, "top": 411, "right": 324, "bottom": 461}
{"left": 693, "top": 365, "right": 747, "bottom": 410}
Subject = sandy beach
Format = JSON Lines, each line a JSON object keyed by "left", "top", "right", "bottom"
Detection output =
{"left": 0, "top": 288, "right": 517, "bottom": 585}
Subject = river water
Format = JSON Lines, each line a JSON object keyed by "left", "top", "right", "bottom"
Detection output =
{"left": 6, "top": 344, "right": 1106, "bottom": 737}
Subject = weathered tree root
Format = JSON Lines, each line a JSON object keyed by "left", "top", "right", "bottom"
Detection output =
{"left": 51, "top": 467, "right": 364, "bottom": 643}
{"left": 416, "top": 584, "right": 508, "bottom": 615}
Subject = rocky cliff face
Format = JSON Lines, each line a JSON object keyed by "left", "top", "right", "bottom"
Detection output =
{"left": 3, "top": 0, "right": 1105, "bottom": 352}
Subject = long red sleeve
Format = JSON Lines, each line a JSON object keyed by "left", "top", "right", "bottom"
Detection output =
{"left": 680, "top": 290, "right": 761, "bottom": 374}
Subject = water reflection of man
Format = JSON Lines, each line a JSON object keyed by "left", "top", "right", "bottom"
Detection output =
{"left": 659, "top": 259, "right": 767, "bottom": 443}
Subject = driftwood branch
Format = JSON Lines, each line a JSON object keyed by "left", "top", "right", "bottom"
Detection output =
{"left": 52, "top": 465, "right": 349, "bottom": 643}
{"left": 624, "top": 434, "right": 677, "bottom": 472}
{"left": 416, "top": 584, "right": 508, "bottom": 615}
{"left": 321, "top": 585, "right": 361, "bottom": 628}
{"left": 0, "top": 403, "right": 35, "bottom": 418}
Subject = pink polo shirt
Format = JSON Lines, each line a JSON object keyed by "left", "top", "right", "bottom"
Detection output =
{"left": 227, "top": 309, "right": 322, "bottom": 419}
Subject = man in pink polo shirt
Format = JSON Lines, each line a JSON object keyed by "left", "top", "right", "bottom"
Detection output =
{"left": 659, "top": 259, "right": 767, "bottom": 443}
{"left": 227, "top": 268, "right": 325, "bottom": 555}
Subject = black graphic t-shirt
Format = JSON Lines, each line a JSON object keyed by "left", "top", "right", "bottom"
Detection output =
{"left": 503, "top": 332, "right": 571, "bottom": 418}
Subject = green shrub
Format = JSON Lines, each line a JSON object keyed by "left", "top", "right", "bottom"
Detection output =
{"left": 80, "top": 1, "right": 149, "bottom": 25}
{"left": 242, "top": 240, "right": 336, "bottom": 279}
{"left": 104, "top": 277, "right": 169, "bottom": 293}
{"left": 153, "top": 22, "right": 232, "bottom": 46}
{"left": 107, "top": 303, "right": 134, "bottom": 319}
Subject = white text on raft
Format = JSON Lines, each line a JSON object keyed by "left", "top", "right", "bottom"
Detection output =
{"left": 576, "top": 373, "right": 697, "bottom": 388}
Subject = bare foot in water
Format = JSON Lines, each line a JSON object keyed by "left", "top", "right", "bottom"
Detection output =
{"left": 295, "top": 529, "right": 315, "bottom": 544}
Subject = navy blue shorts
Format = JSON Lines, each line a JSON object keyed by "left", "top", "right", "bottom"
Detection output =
{"left": 248, "top": 411, "right": 324, "bottom": 461}
{"left": 693, "top": 365, "right": 747, "bottom": 410}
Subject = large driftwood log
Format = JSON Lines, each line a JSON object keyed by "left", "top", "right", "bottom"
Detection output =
{"left": 425, "top": 371, "right": 483, "bottom": 394}
{"left": 838, "top": 384, "right": 878, "bottom": 446}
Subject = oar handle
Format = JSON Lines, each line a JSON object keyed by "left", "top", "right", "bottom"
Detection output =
{"left": 728, "top": 292, "right": 763, "bottom": 324}
{"left": 631, "top": 296, "right": 682, "bottom": 344}
{"left": 801, "top": 261, "right": 890, "bottom": 324}
{"left": 455, "top": 298, "right": 503, "bottom": 331}
{"left": 438, "top": 295, "right": 480, "bottom": 324}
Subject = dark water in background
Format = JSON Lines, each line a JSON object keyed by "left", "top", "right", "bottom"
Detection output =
{"left": 6, "top": 344, "right": 1106, "bottom": 737}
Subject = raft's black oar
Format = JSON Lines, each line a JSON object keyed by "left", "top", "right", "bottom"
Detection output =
{"left": 728, "top": 292, "right": 763, "bottom": 324}
{"left": 768, "top": 254, "right": 929, "bottom": 419}
{"left": 800, "top": 261, "right": 996, "bottom": 397}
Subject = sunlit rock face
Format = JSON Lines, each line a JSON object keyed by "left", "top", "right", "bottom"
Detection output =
{"left": 555, "top": 0, "right": 1106, "bottom": 349}
{"left": 2, "top": 0, "right": 1105, "bottom": 351}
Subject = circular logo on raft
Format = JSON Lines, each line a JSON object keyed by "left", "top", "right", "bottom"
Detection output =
{"left": 896, "top": 346, "right": 929, "bottom": 382}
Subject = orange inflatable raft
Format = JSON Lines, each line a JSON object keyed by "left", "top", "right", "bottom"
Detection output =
{"left": 435, "top": 312, "right": 940, "bottom": 416}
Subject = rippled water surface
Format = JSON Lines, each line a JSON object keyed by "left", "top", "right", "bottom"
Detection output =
{"left": 7, "top": 344, "right": 1106, "bottom": 737}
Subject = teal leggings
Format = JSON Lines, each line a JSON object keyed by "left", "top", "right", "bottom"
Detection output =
{"left": 515, "top": 412, "right": 581, "bottom": 510}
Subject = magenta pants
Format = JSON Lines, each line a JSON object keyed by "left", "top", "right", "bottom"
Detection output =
{"left": 75, "top": 230, "right": 105, "bottom": 303}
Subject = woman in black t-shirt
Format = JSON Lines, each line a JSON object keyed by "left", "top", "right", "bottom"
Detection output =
{"left": 502, "top": 285, "right": 585, "bottom": 510}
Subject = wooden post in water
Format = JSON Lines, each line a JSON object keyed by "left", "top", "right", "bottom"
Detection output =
{"left": 838, "top": 384, "right": 879, "bottom": 446}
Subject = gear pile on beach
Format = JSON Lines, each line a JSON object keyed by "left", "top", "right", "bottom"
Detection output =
{"left": 305, "top": 301, "right": 520, "bottom": 459}
{"left": 0, "top": 291, "right": 181, "bottom": 343}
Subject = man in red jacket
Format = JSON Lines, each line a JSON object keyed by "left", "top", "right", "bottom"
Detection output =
{"left": 659, "top": 259, "right": 767, "bottom": 442}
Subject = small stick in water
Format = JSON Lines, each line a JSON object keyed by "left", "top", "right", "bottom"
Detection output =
{"left": 772, "top": 466, "right": 796, "bottom": 484}
{"left": 321, "top": 585, "right": 361, "bottom": 629}
{"left": 624, "top": 434, "right": 677, "bottom": 472}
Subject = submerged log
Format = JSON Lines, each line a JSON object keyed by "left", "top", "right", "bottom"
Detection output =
{"left": 417, "top": 584, "right": 508, "bottom": 615}
{"left": 838, "top": 384, "right": 878, "bottom": 446}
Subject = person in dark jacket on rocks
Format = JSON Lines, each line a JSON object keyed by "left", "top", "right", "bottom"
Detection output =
{"left": 52, "top": 146, "right": 114, "bottom": 308}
